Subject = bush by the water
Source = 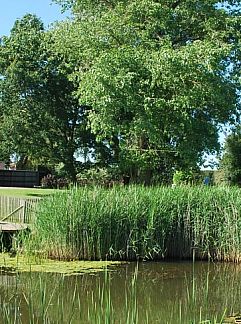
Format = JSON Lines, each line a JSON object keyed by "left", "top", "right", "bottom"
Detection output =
{"left": 76, "top": 167, "right": 123, "bottom": 187}
{"left": 41, "top": 174, "right": 70, "bottom": 189}
{"left": 26, "top": 186, "right": 241, "bottom": 262}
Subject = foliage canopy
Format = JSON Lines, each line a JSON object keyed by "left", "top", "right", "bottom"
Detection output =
{"left": 1, "top": 1, "right": 241, "bottom": 182}
{"left": 52, "top": 0, "right": 240, "bottom": 179}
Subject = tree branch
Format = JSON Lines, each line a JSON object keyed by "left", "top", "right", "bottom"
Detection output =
{"left": 171, "top": 0, "right": 182, "bottom": 9}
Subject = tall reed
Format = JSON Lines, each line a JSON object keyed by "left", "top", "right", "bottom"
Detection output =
{"left": 24, "top": 185, "right": 241, "bottom": 262}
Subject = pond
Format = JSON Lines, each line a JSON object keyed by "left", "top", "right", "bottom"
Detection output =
{"left": 1, "top": 261, "right": 241, "bottom": 323}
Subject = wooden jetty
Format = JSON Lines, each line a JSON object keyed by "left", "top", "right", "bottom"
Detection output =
{"left": 0, "top": 221, "right": 29, "bottom": 232}
{"left": 0, "top": 196, "right": 39, "bottom": 250}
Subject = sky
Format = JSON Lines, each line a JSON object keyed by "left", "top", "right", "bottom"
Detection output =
{"left": 0, "top": 0, "right": 69, "bottom": 37}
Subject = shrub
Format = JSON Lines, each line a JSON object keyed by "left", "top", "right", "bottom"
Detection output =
{"left": 76, "top": 167, "right": 122, "bottom": 187}
{"left": 41, "top": 174, "right": 70, "bottom": 189}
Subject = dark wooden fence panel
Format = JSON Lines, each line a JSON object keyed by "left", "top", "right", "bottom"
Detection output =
{"left": 0, "top": 170, "right": 41, "bottom": 188}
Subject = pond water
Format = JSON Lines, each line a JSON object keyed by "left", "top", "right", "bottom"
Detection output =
{"left": 1, "top": 261, "right": 241, "bottom": 323}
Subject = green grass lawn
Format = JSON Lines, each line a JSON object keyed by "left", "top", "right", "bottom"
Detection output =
{"left": 0, "top": 187, "right": 57, "bottom": 198}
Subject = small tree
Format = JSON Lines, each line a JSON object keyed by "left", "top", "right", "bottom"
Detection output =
{"left": 220, "top": 127, "right": 241, "bottom": 186}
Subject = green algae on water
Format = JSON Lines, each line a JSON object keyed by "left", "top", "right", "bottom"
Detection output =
{"left": 0, "top": 253, "right": 122, "bottom": 275}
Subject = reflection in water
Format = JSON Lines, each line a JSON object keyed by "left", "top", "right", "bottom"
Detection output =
{"left": 1, "top": 261, "right": 241, "bottom": 323}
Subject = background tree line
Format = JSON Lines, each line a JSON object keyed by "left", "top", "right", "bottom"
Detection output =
{"left": 0, "top": 0, "right": 241, "bottom": 184}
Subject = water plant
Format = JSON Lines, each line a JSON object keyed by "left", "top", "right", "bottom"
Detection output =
{"left": 23, "top": 185, "right": 241, "bottom": 262}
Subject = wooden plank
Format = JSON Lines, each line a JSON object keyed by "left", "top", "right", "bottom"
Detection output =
{"left": 1, "top": 205, "right": 24, "bottom": 221}
{"left": 0, "top": 221, "right": 28, "bottom": 232}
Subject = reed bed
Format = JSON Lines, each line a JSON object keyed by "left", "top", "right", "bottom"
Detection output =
{"left": 24, "top": 185, "right": 241, "bottom": 262}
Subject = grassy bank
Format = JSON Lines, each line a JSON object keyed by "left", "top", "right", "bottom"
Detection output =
{"left": 0, "top": 187, "right": 56, "bottom": 198}
{"left": 23, "top": 185, "right": 241, "bottom": 262}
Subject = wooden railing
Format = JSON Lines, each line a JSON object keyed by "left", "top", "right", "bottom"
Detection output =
{"left": 0, "top": 196, "right": 40, "bottom": 224}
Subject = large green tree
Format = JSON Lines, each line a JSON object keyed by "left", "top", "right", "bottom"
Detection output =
{"left": 0, "top": 14, "right": 98, "bottom": 179}
{"left": 52, "top": 0, "right": 241, "bottom": 181}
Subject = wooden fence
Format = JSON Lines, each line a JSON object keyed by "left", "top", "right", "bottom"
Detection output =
{"left": 0, "top": 196, "right": 40, "bottom": 224}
